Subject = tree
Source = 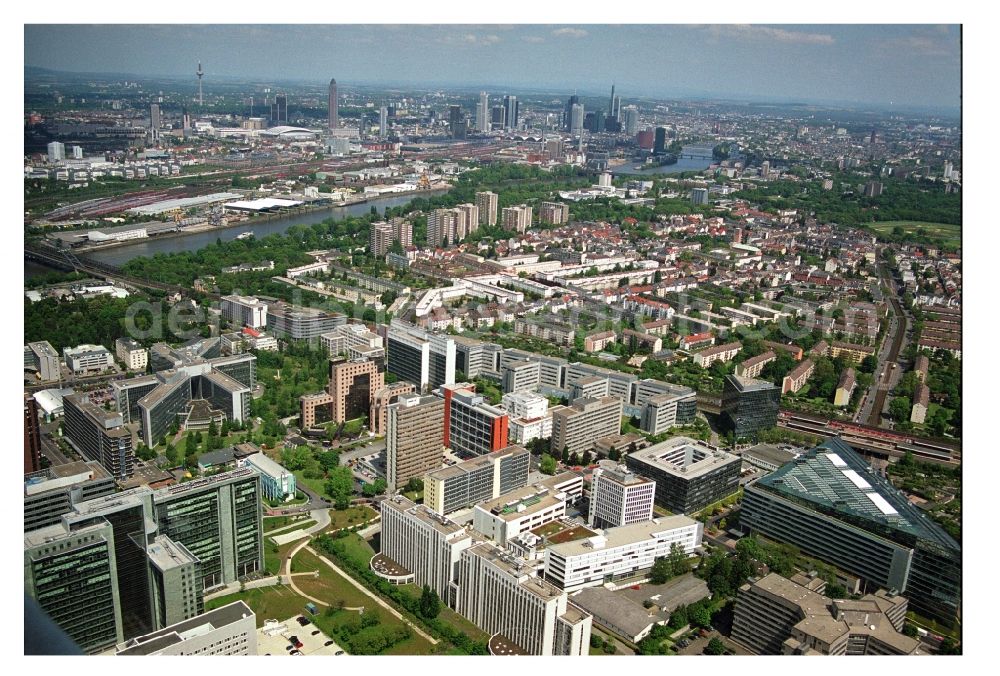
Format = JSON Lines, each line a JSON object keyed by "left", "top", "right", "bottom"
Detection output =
{"left": 404, "top": 477, "right": 424, "bottom": 493}
{"left": 650, "top": 557, "right": 673, "bottom": 584}
{"left": 185, "top": 453, "right": 199, "bottom": 470}
{"left": 418, "top": 585, "right": 441, "bottom": 619}
{"left": 668, "top": 604, "right": 689, "bottom": 629}
{"left": 667, "top": 542, "right": 690, "bottom": 577}
{"left": 539, "top": 454, "right": 557, "bottom": 475}
{"left": 860, "top": 355, "right": 878, "bottom": 373}
{"left": 938, "top": 637, "right": 960, "bottom": 655}
{"left": 704, "top": 637, "right": 727, "bottom": 655}
{"left": 164, "top": 444, "right": 179, "bottom": 466}
{"left": 581, "top": 450, "right": 593, "bottom": 466}
{"left": 325, "top": 465, "right": 355, "bottom": 509}
{"left": 569, "top": 452, "right": 581, "bottom": 466}
{"left": 889, "top": 396, "right": 912, "bottom": 422}
{"left": 688, "top": 603, "right": 712, "bottom": 629}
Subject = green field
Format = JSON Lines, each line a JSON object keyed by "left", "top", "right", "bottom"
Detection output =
{"left": 868, "top": 221, "right": 961, "bottom": 246}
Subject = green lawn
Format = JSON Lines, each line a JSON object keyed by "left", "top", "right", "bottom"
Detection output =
{"left": 263, "top": 539, "right": 300, "bottom": 576}
{"left": 266, "top": 519, "right": 316, "bottom": 537}
{"left": 291, "top": 548, "right": 373, "bottom": 609}
{"left": 205, "top": 586, "right": 311, "bottom": 627}
{"left": 328, "top": 505, "right": 378, "bottom": 531}
{"left": 264, "top": 514, "right": 312, "bottom": 533}
{"left": 868, "top": 220, "right": 961, "bottom": 246}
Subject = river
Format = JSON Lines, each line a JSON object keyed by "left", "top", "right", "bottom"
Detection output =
{"left": 30, "top": 192, "right": 440, "bottom": 273}
{"left": 611, "top": 145, "right": 717, "bottom": 177}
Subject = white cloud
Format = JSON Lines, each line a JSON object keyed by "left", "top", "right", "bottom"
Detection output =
{"left": 708, "top": 24, "right": 835, "bottom": 45}
{"left": 436, "top": 33, "right": 502, "bottom": 46}
{"left": 522, "top": 36, "right": 545, "bottom": 44}
{"left": 552, "top": 27, "right": 588, "bottom": 39}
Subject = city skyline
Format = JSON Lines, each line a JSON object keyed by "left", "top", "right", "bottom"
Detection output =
{"left": 24, "top": 24, "right": 961, "bottom": 111}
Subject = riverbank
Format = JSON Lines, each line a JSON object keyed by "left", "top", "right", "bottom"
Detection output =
{"left": 54, "top": 187, "right": 451, "bottom": 257}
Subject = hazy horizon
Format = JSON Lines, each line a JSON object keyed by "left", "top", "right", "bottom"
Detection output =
{"left": 24, "top": 24, "right": 962, "bottom": 113}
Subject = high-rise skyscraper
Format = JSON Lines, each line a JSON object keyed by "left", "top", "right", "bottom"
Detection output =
{"left": 570, "top": 103, "right": 584, "bottom": 134}
{"left": 449, "top": 105, "right": 466, "bottom": 139}
{"left": 328, "top": 78, "right": 338, "bottom": 130}
{"left": 475, "top": 191, "right": 498, "bottom": 227}
{"left": 564, "top": 95, "right": 579, "bottom": 131}
{"left": 621, "top": 105, "right": 639, "bottom": 136}
{"left": 270, "top": 94, "right": 287, "bottom": 124}
{"left": 24, "top": 394, "right": 41, "bottom": 474}
{"left": 654, "top": 126, "right": 668, "bottom": 154}
{"left": 503, "top": 95, "right": 518, "bottom": 130}
{"left": 490, "top": 105, "right": 505, "bottom": 130}
{"left": 379, "top": 105, "right": 388, "bottom": 137}
{"left": 477, "top": 91, "right": 490, "bottom": 132}
{"left": 609, "top": 84, "right": 616, "bottom": 118}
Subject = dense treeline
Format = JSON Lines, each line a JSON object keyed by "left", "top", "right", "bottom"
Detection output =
{"left": 733, "top": 175, "right": 961, "bottom": 228}
{"left": 25, "top": 295, "right": 155, "bottom": 352}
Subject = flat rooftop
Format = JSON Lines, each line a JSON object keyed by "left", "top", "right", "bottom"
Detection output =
{"left": 115, "top": 601, "right": 254, "bottom": 655}
{"left": 547, "top": 515, "right": 698, "bottom": 557}
{"left": 146, "top": 535, "right": 199, "bottom": 572}
{"left": 478, "top": 486, "right": 563, "bottom": 522}
{"left": 628, "top": 436, "right": 739, "bottom": 479}
{"left": 382, "top": 495, "right": 467, "bottom": 537}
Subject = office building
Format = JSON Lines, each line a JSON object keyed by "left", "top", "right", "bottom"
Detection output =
{"left": 501, "top": 204, "right": 533, "bottom": 233}
{"left": 62, "top": 392, "right": 134, "bottom": 480}
{"left": 63, "top": 344, "right": 114, "bottom": 375}
{"left": 135, "top": 362, "right": 253, "bottom": 448}
{"left": 551, "top": 396, "right": 623, "bottom": 456}
{"left": 565, "top": 361, "right": 636, "bottom": 402}
{"left": 538, "top": 201, "right": 570, "bottom": 225}
{"left": 370, "top": 381, "right": 417, "bottom": 436}
{"left": 300, "top": 357, "right": 383, "bottom": 428}
{"left": 502, "top": 349, "right": 567, "bottom": 390}
{"left": 25, "top": 340, "right": 61, "bottom": 382}
{"left": 741, "top": 439, "right": 961, "bottom": 625}
{"left": 570, "top": 103, "right": 584, "bottom": 134}
{"left": 115, "top": 601, "right": 257, "bottom": 656}
{"left": 442, "top": 383, "right": 509, "bottom": 456}
{"left": 386, "top": 320, "right": 456, "bottom": 392}
{"left": 220, "top": 295, "right": 268, "bottom": 330}
{"left": 639, "top": 384, "right": 698, "bottom": 436}
{"left": 453, "top": 335, "right": 500, "bottom": 380}
{"left": 502, "top": 359, "right": 541, "bottom": 394}
{"left": 47, "top": 140, "right": 65, "bottom": 162}
{"left": 731, "top": 573, "right": 919, "bottom": 655}
{"left": 621, "top": 105, "right": 639, "bottom": 136}
{"left": 455, "top": 202, "right": 479, "bottom": 235}
{"left": 863, "top": 181, "right": 883, "bottom": 198}
{"left": 149, "top": 103, "right": 161, "bottom": 141}
{"left": 24, "top": 460, "right": 116, "bottom": 532}
{"left": 328, "top": 78, "right": 338, "bottom": 130}
{"left": 270, "top": 94, "right": 287, "bottom": 124}
{"left": 24, "top": 519, "right": 122, "bottom": 652}
{"left": 477, "top": 91, "right": 490, "bottom": 132}
{"left": 386, "top": 393, "right": 445, "bottom": 491}
{"left": 569, "top": 376, "right": 608, "bottom": 402}
{"left": 563, "top": 95, "right": 579, "bottom": 131}
{"left": 782, "top": 358, "right": 815, "bottom": 394}
{"left": 654, "top": 127, "right": 667, "bottom": 154}
{"left": 25, "top": 394, "right": 42, "bottom": 475}
{"left": 239, "top": 452, "right": 296, "bottom": 502}
{"left": 475, "top": 190, "right": 499, "bottom": 227}
{"left": 267, "top": 301, "right": 345, "bottom": 340}
{"left": 721, "top": 374, "right": 781, "bottom": 438}
{"left": 152, "top": 468, "right": 264, "bottom": 588}
{"left": 625, "top": 437, "right": 741, "bottom": 514}
{"left": 146, "top": 535, "right": 202, "bottom": 630}
{"left": 473, "top": 482, "right": 569, "bottom": 546}
{"left": 115, "top": 337, "right": 148, "bottom": 373}
{"left": 588, "top": 465, "right": 655, "bottom": 529}
{"left": 449, "top": 104, "right": 466, "bottom": 139}
{"left": 502, "top": 95, "right": 518, "bottom": 130}
{"left": 424, "top": 445, "right": 530, "bottom": 515}
{"left": 379, "top": 495, "right": 472, "bottom": 604}
{"left": 543, "top": 516, "right": 702, "bottom": 593}
{"left": 456, "top": 542, "right": 592, "bottom": 655}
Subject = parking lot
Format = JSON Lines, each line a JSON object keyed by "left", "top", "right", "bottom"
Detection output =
{"left": 257, "top": 615, "right": 346, "bottom": 656}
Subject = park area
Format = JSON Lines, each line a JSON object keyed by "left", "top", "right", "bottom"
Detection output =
{"left": 869, "top": 221, "right": 961, "bottom": 248}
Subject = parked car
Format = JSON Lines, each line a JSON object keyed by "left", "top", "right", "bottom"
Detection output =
{"left": 296, "top": 616, "right": 309, "bottom": 626}
{"left": 311, "top": 630, "right": 320, "bottom": 636}
{"left": 323, "top": 641, "right": 335, "bottom": 647}
{"left": 335, "top": 650, "right": 345, "bottom": 656}
{"left": 290, "top": 650, "right": 303, "bottom": 656}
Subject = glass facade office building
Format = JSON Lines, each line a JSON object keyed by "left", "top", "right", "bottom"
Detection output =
{"left": 721, "top": 374, "right": 780, "bottom": 438}
{"left": 741, "top": 439, "right": 961, "bottom": 625}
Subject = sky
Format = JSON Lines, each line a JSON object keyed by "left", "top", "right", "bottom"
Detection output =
{"left": 23, "top": 24, "right": 961, "bottom": 110}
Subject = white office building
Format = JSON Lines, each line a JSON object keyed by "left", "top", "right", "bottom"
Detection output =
{"left": 544, "top": 516, "right": 703, "bottom": 592}
{"left": 472, "top": 483, "right": 568, "bottom": 546}
{"left": 588, "top": 465, "right": 655, "bottom": 529}
{"left": 115, "top": 338, "right": 148, "bottom": 373}
{"left": 456, "top": 542, "right": 592, "bottom": 655}
{"left": 220, "top": 295, "right": 268, "bottom": 330}
{"left": 63, "top": 344, "right": 114, "bottom": 375}
{"left": 114, "top": 601, "right": 256, "bottom": 655}
{"left": 380, "top": 495, "right": 472, "bottom": 605}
